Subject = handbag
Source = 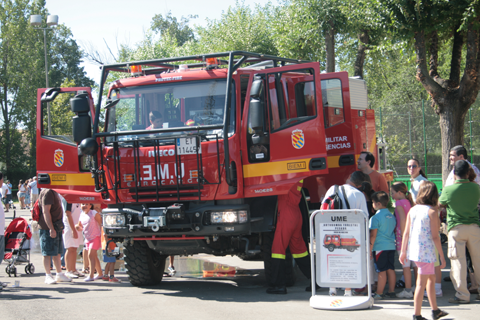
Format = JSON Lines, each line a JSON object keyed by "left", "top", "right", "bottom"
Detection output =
{"left": 53, "top": 219, "right": 64, "bottom": 232}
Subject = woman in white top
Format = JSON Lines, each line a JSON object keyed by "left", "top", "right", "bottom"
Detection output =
{"left": 17, "top": 180, "right": 27, "bottom": 209}
{"left": 407, "top": 159, "right": 428, "bottom": 203}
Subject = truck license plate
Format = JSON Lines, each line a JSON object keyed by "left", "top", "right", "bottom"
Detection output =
{"left": 177, "top": 137, "right": 201, "bottom": 155}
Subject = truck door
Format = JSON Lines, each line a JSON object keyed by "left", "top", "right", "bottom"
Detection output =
{"left": 318, "top": 72, "right": 357, "bottom": 198}
{"left": 242, "top": 63, "right": 328, "bottom": 197}
{"left": 35, "top": 87, "right": 100, "bottom": 202}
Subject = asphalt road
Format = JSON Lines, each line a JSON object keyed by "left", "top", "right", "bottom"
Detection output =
{"left": 1, "top": 207, "right": 479, "bottom": 320}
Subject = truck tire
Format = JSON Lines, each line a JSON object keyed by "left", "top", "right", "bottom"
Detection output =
{"left": 124, "top": 241, "right": 167, "bottom": 286}
{"left": 327, "top": 244, "right": 335, "bottom": 252}
{"left": 347, "top": 247, "right": 355, "bottom": 252}
{"left": 262, "top": 231, "right": 296, "bottom": 287}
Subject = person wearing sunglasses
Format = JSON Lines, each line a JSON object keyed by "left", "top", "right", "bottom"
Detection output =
{"left": 407, "top": 159, "right": 428, "bottom": 203}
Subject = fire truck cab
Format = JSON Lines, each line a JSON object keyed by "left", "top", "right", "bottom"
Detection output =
{"left": 35, "top": 51, "right": 377, "bottom": 286}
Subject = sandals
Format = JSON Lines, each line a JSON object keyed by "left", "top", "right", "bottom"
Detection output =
{"left": 432, "top": 309, "right": 448, "bottom": 320}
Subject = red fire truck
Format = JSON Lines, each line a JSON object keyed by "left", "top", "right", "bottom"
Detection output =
{"left": 323, "top": 234, "right": 360, "bottom": 252}
{"left": 35, "top": 51, "right": 378, "bottom": 286}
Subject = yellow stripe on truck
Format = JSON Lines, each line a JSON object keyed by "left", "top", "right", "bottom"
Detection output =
{"left": 243, "top": 158, "right": 311, "bottom": 178}
{"left": 49, "top": 173, "right": 95, "bottom": 186}
{"left": 327, "top": 155, "right": 340, "bottom": 169}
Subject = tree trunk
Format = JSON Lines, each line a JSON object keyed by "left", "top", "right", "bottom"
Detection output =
{"left": 354, "top": 30, "right": 369, "bottom": 79}
{"left": 438, "top": 96, "right": 469, "bottom": 182}
{"left": 325, "top": 19, "right": 335, "bottom": 73}
{"left": 414, "top": 27, "right": 480, "bottom": 183}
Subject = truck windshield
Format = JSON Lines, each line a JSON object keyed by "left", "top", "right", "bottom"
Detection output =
{"left": 104, "top": 79, "right": 235, "bottom": 143}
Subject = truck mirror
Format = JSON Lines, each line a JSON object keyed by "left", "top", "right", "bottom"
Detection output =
{"left": 250, "top": 79, "right": 263, "bottom": 98}
{"left": 41, "top": 88, "right": 61, "bottom": 102}
{"left": 73, "top": 114, "right": 91, "bottom": 143}
{"left": 79, "top": 137, "right": 98, "bottom": 156}
{"left": 105, "top": 99, "right": 120, "bottom": 109}
{"left": 249, "top": 98, "right": 263, "bottom": 133}
{"left": 70, "top": 92, "right": 90, "bottom": 113}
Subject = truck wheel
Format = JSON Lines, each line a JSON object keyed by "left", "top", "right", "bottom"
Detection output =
{"left": 327, "top": 244, "right": 335, "bottom": 252}
{"left": 124, "top": 241, "right": 167, "bottom": 286}
{"left": 262, "top": 232, "right": 296, "bottom": 287}
{"left": 347, "top": 247, "right": 355, "bottom": 252}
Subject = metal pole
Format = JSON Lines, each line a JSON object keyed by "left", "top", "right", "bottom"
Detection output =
{"left": 408, "top": 112, "right": 412, "bottom": 156}
{"left": 43, "top": 28, "right": 51, "bottom": 135}
{"left": 379, "top": 106, "right": 383, "bottom": 142}
{"left": 469, "top": 108, "right": 473, "bottom": 162}
{"left": 422, "top": 100, "right": 427, "bottom": 175}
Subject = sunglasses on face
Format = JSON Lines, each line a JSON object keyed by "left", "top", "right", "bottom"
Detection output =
{"left": 407, "top": 165, "right": 418, "bottom": 168}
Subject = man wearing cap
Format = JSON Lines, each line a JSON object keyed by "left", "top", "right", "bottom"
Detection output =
{"left": 29, "top": 177, "right": 39, "bottom": 204}
{"left": 439, "top": 160, "right": 480, "bottom": 303}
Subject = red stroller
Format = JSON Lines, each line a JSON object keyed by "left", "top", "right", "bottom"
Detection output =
{"left": 3, "top": 217, "right": 35, "bottom": 276}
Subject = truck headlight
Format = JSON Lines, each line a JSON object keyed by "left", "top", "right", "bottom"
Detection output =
{"left": 210, "top": 210, "right": 248, "bottom": 224}
{"left": 103, "top": 214, "right": 126, "bottom": 227}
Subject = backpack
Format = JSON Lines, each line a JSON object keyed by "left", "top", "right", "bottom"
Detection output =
{"left": 31, "top": 199, "right": 41, "bottom": 221}
{"left": 321, "top": 185, "right": 350, "bottom": 210}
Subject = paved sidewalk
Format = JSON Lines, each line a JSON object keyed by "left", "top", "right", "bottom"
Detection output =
{"left": 1, "top": 207, "right": 479, "bottom": 320}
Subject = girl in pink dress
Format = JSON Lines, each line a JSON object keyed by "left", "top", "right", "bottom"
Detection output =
{"left": 391, "top": 182, "right": 414, "bottom": 298}
{"left": 76, "top": 204, "right": 104, "bottom": 281}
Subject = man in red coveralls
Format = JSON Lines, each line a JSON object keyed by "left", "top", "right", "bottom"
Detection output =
{"left": 267, "top": 179, "right": 312, "bottom": 294}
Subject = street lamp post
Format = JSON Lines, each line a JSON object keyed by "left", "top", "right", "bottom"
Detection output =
{"left": 30, "top": 14, "right": 58, "bottom": 136}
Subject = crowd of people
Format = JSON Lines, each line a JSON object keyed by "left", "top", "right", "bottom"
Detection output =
{"left": 0, "top": 176, "right": 38, "bottom": 211}
{"left": 1, "top": 145, "right": 480, "bottom": 319}
{"left": 320, "top": 147, "right": 480, "bottom": 320}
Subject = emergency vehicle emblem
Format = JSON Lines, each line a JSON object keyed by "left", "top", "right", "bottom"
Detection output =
{"left": 291, "top": 129, "right": 305, "bottom": 149}
{"left": 330, "top": 299, "right": 343, "bottom": 307}
{"left": 54, "top": 149, "right": 64, "bottom": 167}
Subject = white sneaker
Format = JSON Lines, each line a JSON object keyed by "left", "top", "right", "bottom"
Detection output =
{"left": 329, "top": 288, "right": 337, "bottom": 296}
{"left": 344, "top": 290, "right": 353, "bottom": 296}
{"left": 45, "top": 274, "right": 57, "bottom": 284}
{"left": 55, "top": 273, "right": 72, "bottom": 282}
{"left": 396, "top": 289, "right": 414, "bottom": 298}
{"left": 423, "top": 289, "right": 443, "bottom": 297}
{"left": 65, "top": 271, "right": 79, "bottom": 279}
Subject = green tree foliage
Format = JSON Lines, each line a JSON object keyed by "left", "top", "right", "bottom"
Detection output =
{"left": 0, "top": 0, "right": 93, "bottom": 183}
{"left": 269, "top": 0, "right": 325, "bottom": 62}
{"left": 151, "top": 11, "right": 197, "bottom": 46}
{"left": 377, "top": 0, "right": 480, "bottom": 181}
{"left": 196, "top": 1, "right": 277, "bottom": 54}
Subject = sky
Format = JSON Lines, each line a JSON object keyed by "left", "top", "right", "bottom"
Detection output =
{"left": 45, "top": 0, "right": 275, "bottom": 83}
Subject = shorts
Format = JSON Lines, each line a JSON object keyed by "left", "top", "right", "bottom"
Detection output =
{"left": 103, "top": 250, "right": 116, "bottom": 263}
{"left": 39, "top": 229, "right": 65, "bottom": 256}
{"left": 397, "top": 250, "right": 414, "bottom": 268}
{"left": 84, "top": 236, "right": 101, "bottom": 251}
{"left": 6, "top": 194, "right": 12, "bottom": 202}
{"left": 373, "top": 250, "right": 395, "bottom": 272}
{"left": 18, "top": 192, "right": 26, "bottom": 198}
{"left": 63, "top": 228, "right": 83, "bottom": 248}
{"left": 415, "top": 261, "right": 435, "bottom": 275}
{"left": 0, "top": 235, "right": 5, "bottom": 265}
{"left": 2, "top": 197, "right": 7, "bottom": 205}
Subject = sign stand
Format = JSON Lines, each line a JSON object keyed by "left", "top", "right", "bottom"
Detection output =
{"left": 309, "top": 209, "right": 374, "bottom": 310}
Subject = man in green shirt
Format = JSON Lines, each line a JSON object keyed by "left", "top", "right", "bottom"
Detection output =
{"left": 439, "top": 160, "right": 480, "bottom": 303}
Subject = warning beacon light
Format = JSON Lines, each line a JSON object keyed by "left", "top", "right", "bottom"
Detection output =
{"left": 206, "top": 58, "right": 219, "bottom": 70}
{"left": 130, "top": 65, "right": 142, "bottom": 76}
